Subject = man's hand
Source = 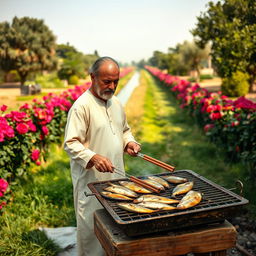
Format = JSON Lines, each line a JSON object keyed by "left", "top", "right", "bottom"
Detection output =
{"left": 87, "top": 154, "right": 114, "bottom": 173}
{"left": 125, "top": 142, "right": 141, "bottom": 156}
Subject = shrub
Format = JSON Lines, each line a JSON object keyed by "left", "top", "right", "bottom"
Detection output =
{"left": 221, "top": 71, "right": 249, "bottom": 97}
{"left": 35, "top": 73, "right": 65, "bottom": 88}
{"left": 200, "top": 74, "right": 213, "bottom": 80}
{"left": 68, "top": 75, "right": 79, "bottom": 85}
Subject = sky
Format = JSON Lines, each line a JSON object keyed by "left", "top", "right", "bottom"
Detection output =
{"left": 0, "top": 0, "right": 214, "bottom": 64}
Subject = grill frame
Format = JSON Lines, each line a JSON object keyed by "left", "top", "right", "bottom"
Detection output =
{"left": 88, "top": 169, "right": 248, "bottom": 236}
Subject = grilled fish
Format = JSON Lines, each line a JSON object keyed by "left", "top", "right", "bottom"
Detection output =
{"left": 119, "top": 181, "right": 152, "bottom": 194}
{"left": 143, "top": 179, "right": 165, "bottom": 191}
{"left": 138, "top": 201, "right": 176, "bottom": 211}
{"left": 104, "top": 184, "right": 138, "bottom": 198}
{"left": 117, "top": 203, "right": 158, "bottom": 213}
{"left": 148, "top": 176, "right": 170, "bottom": 188}
{"left": 176, "top": 190, "right": 202, "bottom": 209}
{"left": 101, "top": 191, "right": 133, "bottom": 201}
{"left": 172, "top": 181, "right": 194, "bottom": 196}
{"left": 163, "top": 175, "right": 188, "bottom": 184}
{"left": 133, "top": 194, "right": 179, "bottom": 204}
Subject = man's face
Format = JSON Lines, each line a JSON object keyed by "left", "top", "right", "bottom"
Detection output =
{"left": 91, "top": 62, "right": 119, "bottom": 101}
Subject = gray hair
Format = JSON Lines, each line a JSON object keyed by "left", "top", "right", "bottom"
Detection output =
{"left": 90, "top": 56, "right": 119, "bottom": 75}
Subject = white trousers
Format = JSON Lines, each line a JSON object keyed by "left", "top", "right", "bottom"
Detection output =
{"left": 74, "top": 188, "right": 105, "bottom": 256}
{"left": 71, "top": 164, "right": 123, "bottom": 256}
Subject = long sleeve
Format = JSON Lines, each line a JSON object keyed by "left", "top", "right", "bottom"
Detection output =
{"left": 64, "top": 105, "right": 96, "bottom": 169}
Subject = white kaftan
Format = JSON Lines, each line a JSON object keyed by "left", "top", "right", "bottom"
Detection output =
{"left": 64, "top": 89, "right": 137, "bottom": 256}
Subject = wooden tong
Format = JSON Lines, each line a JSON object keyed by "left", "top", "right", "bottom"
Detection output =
{"left": 113, "top": 167, "right": 161, "bottom": 193}
{"left": 137, "top": 153, "right": 175, "bottom": 172}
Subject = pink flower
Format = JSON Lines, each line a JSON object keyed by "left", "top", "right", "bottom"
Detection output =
{"left": 0, "top": 179, "right": 8, "bottom": 194}
{"left": 234, "top": 96, "right": 256, "bottom": 110}
{"left": 35, "top": 160, "right": 41, "bottom": 166}
{"left": 0, "top": 117, "right": 15, "bottom": 141}
{"left": 19, "top": 103, "right": 30, "bottom": 110}
{"left": 8, "top": 111, "right": 27, "bottom": 122}
{"left": 31, "top": 149, "right": 40, "bottom": 161}
{"left": 27, "top": 120, "right": 37, "bottom": 132}
{"left": 204, "top": 124, "right": 214, "bottom": 133}
{"left": 16, "top": 123, "right": 29, "bottom": 134}
{"left": 231, "top": 121, "right": 239, "bottom": 127}
{"left": 0, "top": 133, "right": 4, "bottom": 142}
{"left": 206, "top": 105, "right": 214, "bottom": 113}
{"left": 209, "top": 112, "right": 223, "bottom": 120}
{"left": 5, "top": 126, "right": 15, "bottom": 138}
{"left": 0, "top": 105, "right": 7, "bottom": 112}
{"left": 0, "top": 201, "right": 7, "bottom": 210}
{"left": 42, "top": 126, "right": 49, "bottom": 135}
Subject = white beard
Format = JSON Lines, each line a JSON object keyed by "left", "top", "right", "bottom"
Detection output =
{"left": 95, "top": 84, "right": 114, "bottom": 101}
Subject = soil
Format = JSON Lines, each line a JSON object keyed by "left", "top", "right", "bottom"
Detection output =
{"left": 228, "top": 213, "right": 256, "bottom": 256}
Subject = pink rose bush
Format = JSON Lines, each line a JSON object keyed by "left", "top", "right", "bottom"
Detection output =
{"left": 0, "top": 178, "right": 9, "bottom": 211}
{"left": 145, "top": 66, "right": 256, "bottom": 176}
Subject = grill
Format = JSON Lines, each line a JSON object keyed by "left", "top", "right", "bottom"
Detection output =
{"left": 88, "top": 169, "right": 248, "bottom": 236}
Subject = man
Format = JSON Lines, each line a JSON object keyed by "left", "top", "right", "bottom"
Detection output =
{"left": 64, "top": 56, "right": 141, "bottom": 256}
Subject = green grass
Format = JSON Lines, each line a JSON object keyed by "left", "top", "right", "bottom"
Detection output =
{"left": 0, "top": 144, "right": 75, "bottom": 255}
{"left": 16, "top": 93, "right": 49, "bottom": 102}
{"left": 125, "top": 70, "right": 255, "bottom": 215}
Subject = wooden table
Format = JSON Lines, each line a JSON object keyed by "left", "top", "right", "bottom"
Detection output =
{"left": 94, "top": 209, "right": 237, "bottom": 256}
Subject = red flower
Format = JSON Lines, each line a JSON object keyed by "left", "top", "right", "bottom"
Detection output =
{"left": 42, "top": 126, "right": 49, "bottom": 135}
{"left": 35, "top": 160, "right": 41, "bottom": 166}
{"left": 204, "top": 124, "right": 214, "bottom": 133}
{"left": 31, "top": 149, "right": 40, "bottom": 161}
{"left": 234, "top": 96, "right": 256, "bottom": 110}
{"left": 27, "top": 120, "right": 37, "bottom": 132}
{"left": 8, "top": 111, "right": 27, "bottom": 122}
{"left": 16, "top": 123, "right": 29, "bottom": 134}
{"left": 0, "top": 105, "right": 7, "bottom": 112}
{"left": 19, "top": 103, "right": 30, "bottom": 110}
{"left": 210, "top": 112, "right": 223, "bottom": 120}
{"left": 0, "top": 178, "right": 8, "bottom": 194}
{"left": 231, "top": 121, "right": 239, "bottom": 127}
{"left": 0, "top": 133, "right": 4, "bottom": 142}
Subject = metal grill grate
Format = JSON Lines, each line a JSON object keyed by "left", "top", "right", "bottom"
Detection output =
{"left": 88, "top": 170, "right": 248, "bottom": 226}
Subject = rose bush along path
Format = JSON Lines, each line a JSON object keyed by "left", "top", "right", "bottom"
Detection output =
{"left": 124, "top": 70, "right": 255, "bottom": 213}
{"left": 145, "top": 66, "right": 256, "bottom": 179}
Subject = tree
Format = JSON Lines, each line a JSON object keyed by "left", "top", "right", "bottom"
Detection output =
{"left": 178, "top": 41, "right": 210, "bottom": 82}
{"left": 0, "top": 16, "right": 58, "bottom": 94}
{"left": 192, "top": 0, "right": 256, "bottom": 92}
{"left": 147, "top": 42, "right": 210, "bottom": 77}
{"left": 148, "top": 51, "right": 171, "bottom": 71}
{"left": 58, "top": 50, "right": 86, "bottom": 80}
{"left": 83, "top": 52, "right": 99, "bottom": 73}
{"left": 56, "top": 43, "right": 78, "bottom": 59}
{"left": 57, "top": 43, "right": 99, "bottom": 80}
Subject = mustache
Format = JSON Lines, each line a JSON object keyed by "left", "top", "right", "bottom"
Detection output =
{"left": 103, "top": 89, "right": 115, "bottom": 94}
